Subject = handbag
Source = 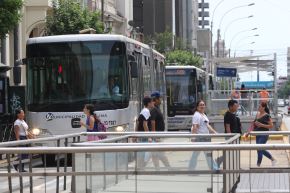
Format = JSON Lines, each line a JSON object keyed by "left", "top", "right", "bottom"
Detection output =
{"left": 97, "top": 122, "right": 107, "bottom": 139}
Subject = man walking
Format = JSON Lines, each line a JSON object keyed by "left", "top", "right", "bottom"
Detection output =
{"left": 150, "top": 91, "right": 171, "bottom": 170}
{"left": 224, "top": 100, "right": 242, "bottom": 134}
{"left": 216, "top": 100, "right": 242, "bottom": 167}
{"left": 136, "top": 96, "right": 154, "bottom": 168}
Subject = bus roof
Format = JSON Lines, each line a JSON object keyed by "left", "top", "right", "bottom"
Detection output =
{"left": 27, "top": 34, "right": 165, "bottom": 59}
{"left": 165, "top": 65, "right": 204, "bottom": 72}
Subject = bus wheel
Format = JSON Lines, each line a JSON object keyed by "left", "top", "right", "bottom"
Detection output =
{"left": 42, "top": 154, "right": 56, "bottom": 167}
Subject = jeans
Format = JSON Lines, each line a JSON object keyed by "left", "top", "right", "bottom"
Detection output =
{"left": 256, "top": 135, "right": 272, "bottom": 165}
{"left": 188, "top": 137, "right": 218, "bottom": 170}
{"left": 137, "top": 138, "right": 149, "bottom": 168}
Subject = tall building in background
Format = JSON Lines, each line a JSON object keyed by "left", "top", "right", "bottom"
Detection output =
{"left": 133, "top": 0, "right": 199, "bottom": 51}
{"left": 288, "top": 47, "right": 290, "bottom": 79}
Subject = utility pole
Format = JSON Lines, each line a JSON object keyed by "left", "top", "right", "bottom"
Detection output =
{"left": 101, "top": 0, "right": 104, "bottom": 22}
{"left": 13, "top": 25, "right": 21, "bottom": 86}
{"left": 217, "top": 29, "right": 220, "bottom": 57}
{"left": 172, "top": 0, "right": 175, "bottom": 48}
{"left": 273, "top": 53, "right": 278, "bottom": 117}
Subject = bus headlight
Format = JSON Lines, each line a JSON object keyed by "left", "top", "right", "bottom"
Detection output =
{"left": 31, "top": 128, "right": 41, "bottom": 136}
{"left": 30, "top": 128, "right": 52, "bottom": 137}
{"left": 114, "top": 124, "right": 129, "bottom": 132}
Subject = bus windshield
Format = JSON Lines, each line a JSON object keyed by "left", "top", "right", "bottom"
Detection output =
{"left": 26, "top": 41, "right": 129, "bottom": 112}
{"left": 166, "top": 69, "right": 197, "bottom": 115}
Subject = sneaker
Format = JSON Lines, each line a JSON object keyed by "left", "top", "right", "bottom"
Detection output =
{"left": 272, "top": 159, "right": 277, "bottom": 166}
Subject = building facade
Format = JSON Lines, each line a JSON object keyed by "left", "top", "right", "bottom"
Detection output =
{"left": 0, "top": 0, "right": 132, "bottom": 85}
{"left": 133, "top": 0, "right": 199, "bottom": 51}
{"left": 83, "top": 0, "right": 133, "bottom": 35}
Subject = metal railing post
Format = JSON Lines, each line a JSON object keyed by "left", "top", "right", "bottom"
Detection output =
{"left": 222, "top": 149, "right": 227, "bottom": 193}
{"left": 7, "top": 154, "right": 12, "bottom": 193}
{"left": 29, "top": 153, "right": 33, "bottom": 193}
{"left": 71, "top": 153, "right": 76, "bottom": 193}
{"left": 19, "top": 157, "right": 23, "bottom": 193}
{"left": 64, "top": 138, "right": 68, "bottom": 190}
{"left": 56, "top": 139, "right": 60, "bottom": 193}
{"left": 103, "top": 152, "right": 107, "bottom": 190}
{"left": 115, "top": 143, "right": 119, "bottom": 184}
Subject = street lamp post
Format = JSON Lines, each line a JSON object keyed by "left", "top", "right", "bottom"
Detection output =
{"left": 223, "top": 15, "right": 254, "bottom": 41}
{"left": 210, "top": 0, "right": 226, "bottom": 58}
{"left": 233, "top": 41, "right": 255, "bottom": 57}
{"left": 217, "top": 3, "right": 255, "bottom": 57}
{"left": 229, "top": 29, "right": 258, "bottom": 56}
{"left": 233, "top": 34, "right": 259, "bottom": 48}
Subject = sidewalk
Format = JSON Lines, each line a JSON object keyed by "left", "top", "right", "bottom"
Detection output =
{"left": 236, "top": 117, "right": 290, "bottom": 193}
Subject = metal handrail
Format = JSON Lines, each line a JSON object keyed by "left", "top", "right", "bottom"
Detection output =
{"left": 249, "top": 131, "right": 290, "bottom": 135}
{"left": 1, "top": 143, "right": 290, "bottom": 154}
{"left": 0, "top": 132, "right": 236, "bottom": 147}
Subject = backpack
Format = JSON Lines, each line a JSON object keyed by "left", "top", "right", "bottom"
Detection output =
{"left": 93, "top": 114, "right": 107, "bottom": 139}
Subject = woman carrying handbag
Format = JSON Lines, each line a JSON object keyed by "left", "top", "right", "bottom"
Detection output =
{"left": 245, "top": 102, "right": 277, "bottom": 167}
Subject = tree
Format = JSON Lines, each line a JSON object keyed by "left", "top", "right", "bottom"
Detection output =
{"left": 278, "top": 80, "right": 290, "bottom": 98}
{"left": 166, "top": 50, "right": 203, "bottom": 67}
{"left": 46, "top": 0, "right": 103, "bottom": 35}
{"left": 0, "top": 0, "right": 23, "bottom": 38}
{"left": 144, "top": 29, "right": 189, "bottom": 54}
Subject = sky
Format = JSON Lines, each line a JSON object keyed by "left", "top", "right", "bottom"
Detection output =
{"left": 209, "top": 0, "right": 290, "bottom": 82}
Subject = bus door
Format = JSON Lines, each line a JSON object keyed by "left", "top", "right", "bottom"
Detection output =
{"left": 196, "top": 71, "right": 206, "bottom": 102}
{"left": 133, "top": 51, "right": 143, "bottom": 113}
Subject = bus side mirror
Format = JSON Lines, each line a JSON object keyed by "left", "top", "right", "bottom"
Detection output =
{"left": 130, "top": 61, "right": 138, "bottom": 78}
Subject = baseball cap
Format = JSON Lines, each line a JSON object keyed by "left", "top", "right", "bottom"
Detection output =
{"left": 151, "top": 91, "right": 161, "bottom": 98}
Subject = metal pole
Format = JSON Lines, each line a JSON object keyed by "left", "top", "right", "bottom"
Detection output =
{"left": 210, "top": 21, "right": 213, "bottom": 58}
{"left": 56, "top": 140, "right": 60, "bottom": 193}
{"left": 153, "top": 1, "right": 156, "bottom": 34}
{"left": 101, "top": 0, "right": 104, "bottom": 22}
{"left": 7, "top": 154, "right": 12, "bottom": 193}
{"left": 1, "top": 38, "right": 6, "bottom": 64}
{"left": 201, "top": 0, "right": 205, "bottom": 29}
{"left": 13, "top": 26, "right": 19, "bottom": 61}
{"left": 29, "top": 154, "right": 33, "bottom": 193}
{"left": 257, "top": 58, "right": 259, "bottom": 82}
{"left": 217, "top": 29, "right": 220, "bottom": 57}
{"left": 172, "top": 0, "right": 176, "bottom": 48}
{"left": 274, "top": 53, "right": 278, "bottom": 118}
{"left": 63, "top": 138, "right": 68, "bottom": 190}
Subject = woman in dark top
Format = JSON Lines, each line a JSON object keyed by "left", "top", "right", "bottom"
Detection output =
{"left": 80, "top": 104, "right": 98, "bottom": 141}
{"left": 254, "top": 102, "right": 277, "bottom": 167}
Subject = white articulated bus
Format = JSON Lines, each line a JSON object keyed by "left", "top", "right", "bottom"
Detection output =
{"left": 165, "top": 65, "right": 208, "bottom": 131}
{"left": 26, "top": 34, "right": 166, "bottom": 139}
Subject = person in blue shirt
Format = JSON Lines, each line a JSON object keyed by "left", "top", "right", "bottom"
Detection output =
{"left": 109, "top": 77, "right": 120, "bottom": 95}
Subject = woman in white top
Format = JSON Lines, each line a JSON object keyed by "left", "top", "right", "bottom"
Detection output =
{"left": 14, "top": 109, "right": 29, "bottom": 141}
{"left": 188, "top": 100, "right": 218, "bottom": 170}
{"left": 13, "top": 109, "right": 29, "bottom": 172}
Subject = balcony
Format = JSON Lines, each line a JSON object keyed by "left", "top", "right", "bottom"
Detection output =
{"left": 25, "top": 0, "right": 52, "bottom": 7}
